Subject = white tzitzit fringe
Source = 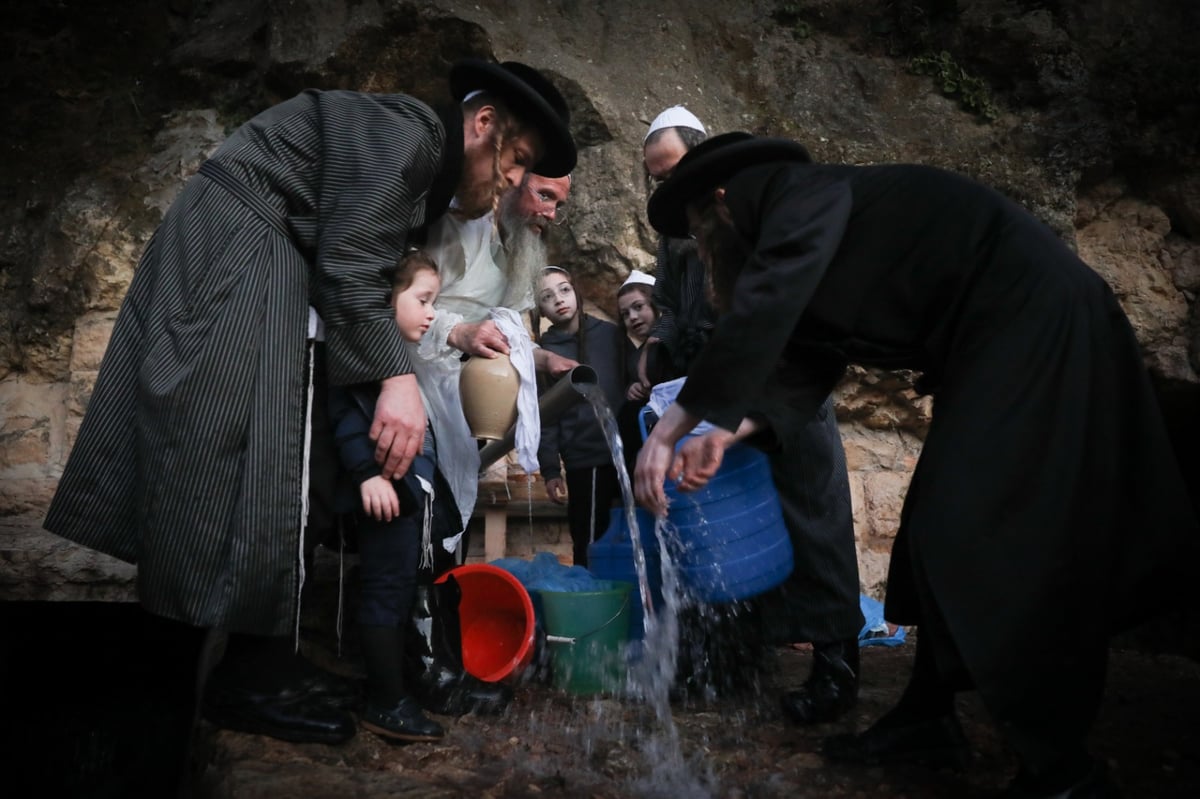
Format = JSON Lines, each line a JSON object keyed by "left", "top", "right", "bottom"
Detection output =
{"left": 336, "top": 519, "right": 345, "bottom": 658}
{"left": 589, "top": 465, "right": 598, "bottom": 544}
{"left": 418, "top": 474, "right": 435, "bottom": 570}
{"left": 295, "top": 339, "right": 315, "bottom": 651}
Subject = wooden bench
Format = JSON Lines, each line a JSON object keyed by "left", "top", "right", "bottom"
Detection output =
{"left": 472, "top": 460, "right": 570, "bottom": 562}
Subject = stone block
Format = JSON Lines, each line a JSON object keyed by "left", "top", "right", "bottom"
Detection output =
{"left": 841, "top": 425, "right": 923, "bottom": 473}
{"left": 860, "top": 469, "right": 910, "bottom": 543}
{"left": 67, "top": 371, "right": 98, "bottom": 418}
{"left": 0, "top": 478, "right": 57, "bottom": 516}
{"left": 857, "top": 548, "right": 893, "bottom": 599}
{"left": 0, "top": 420, "right": 50, "bottom": 472}
{"left": 0, "top": 513, "right": 137, "bottom": 602}
{"left": 69, "top": 313, "right": 117, "bottom": 373}
{"left": 0, "top": 380, "right": 67, "bottom": 478}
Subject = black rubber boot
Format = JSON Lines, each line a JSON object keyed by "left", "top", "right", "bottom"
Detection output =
{"left": 403, "top": 576, "right": 513, "bottom": 716}
{"left": 208, "top": 632, "right": 361, "bottom": 710}
{"left": 822, "top": 711, "right": 971, "bottom": 770}
{"left": 359, "top": 625, "right": 442, "bottom": 742}
{"left": 201, "top": 634, "right": 356, "bottom": 744}
{"left": 781, "top": 638, "right": 860, "bottom": 724}
{"left": 362, "top": 696, "right": 444, "bottom": 743}
{"left": 359, "top": 625, "right": 408, "bottom": 707}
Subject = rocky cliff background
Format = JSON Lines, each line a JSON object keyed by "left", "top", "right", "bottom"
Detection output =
{"left": 2, "top": 0, "right": 1197, "bottom": 598}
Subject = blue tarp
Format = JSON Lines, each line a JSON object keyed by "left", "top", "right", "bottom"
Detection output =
{"left": 491, "top": 552, "right": 606, "bottom": 594}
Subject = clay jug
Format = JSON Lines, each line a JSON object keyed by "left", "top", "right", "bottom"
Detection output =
{"left": 459, "top": 354, "right": 520, "bottom": 440}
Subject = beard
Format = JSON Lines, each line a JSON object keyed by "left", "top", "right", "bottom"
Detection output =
{"left": 498, "top": 199, "right": 548, "bottom": 311}
{"left": 664, "top": 235, "right": 699, "bottom": 263}
{"left": 456, "top": 139, "right": 507, "bottom": 219}
{"left": 457, "top": 174, "right": 504, "bottom": 219}
{"left": 699, "top": 215, "right": 751, "bottom": 315}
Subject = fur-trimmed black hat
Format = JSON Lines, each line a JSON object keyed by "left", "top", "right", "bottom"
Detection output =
{"left": 450, "top": 58, "right": 576, "bottom": 177}
{"left": 646, "top": 132, "right": 812, "bottom": 238}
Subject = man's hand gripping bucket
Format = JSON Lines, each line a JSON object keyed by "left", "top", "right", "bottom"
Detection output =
{"left": 638, "top": 401, "right": 794, "bottom": 603}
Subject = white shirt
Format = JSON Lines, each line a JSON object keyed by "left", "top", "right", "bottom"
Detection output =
{"left": 413, "top": 211, "right": 539, "bottom": 555}
{"left": 425, "top": 212, "right": 507, "bottom": 337}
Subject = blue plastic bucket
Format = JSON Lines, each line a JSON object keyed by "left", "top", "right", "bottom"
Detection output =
{"left": 640, "top": 407, "right": 794, "bottom": 603}
{"left": 587, "top": 507, "right": 663, "bottom": 640}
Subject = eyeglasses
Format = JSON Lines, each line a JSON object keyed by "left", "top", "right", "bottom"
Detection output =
{"left": 527, "top": 185, "right": 568, "bottom": 226}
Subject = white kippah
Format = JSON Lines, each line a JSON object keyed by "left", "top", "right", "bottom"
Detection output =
{"left": 644, "top": 105, "right": 707, "bottom": 143}
{"left": 620, "top": 269, "right": 656, "bottom": 289}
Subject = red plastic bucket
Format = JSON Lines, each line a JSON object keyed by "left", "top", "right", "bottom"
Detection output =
{"left": 435, "top": 563, "right": 536, "bottom": 683}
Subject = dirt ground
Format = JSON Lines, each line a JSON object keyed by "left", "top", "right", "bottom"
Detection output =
{"left": 3, "top": 598, "right": 1199, "bottom": 798}
{"left": 191, "top": 630, "right": 1200, "bottom": 799}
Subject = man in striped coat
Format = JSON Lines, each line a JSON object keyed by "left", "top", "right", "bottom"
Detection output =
{"left": 43, "top": 59, "right": 576, "bottom": 744}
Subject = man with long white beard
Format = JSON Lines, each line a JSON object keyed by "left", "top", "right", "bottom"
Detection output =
{"left": 495, "top": 172, "right": 573, "bottom": 310}
{"left": 421, "top": 171, "right": 572, "bottom": 361}
{"left": 414, "top": 170, "right": 574, "bottom": 547}
{"left": 397, "top": 171, "right": 574, "bottom": 717}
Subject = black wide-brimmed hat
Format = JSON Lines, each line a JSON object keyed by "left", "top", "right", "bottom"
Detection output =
{"left": 450, "top": 58, "right": 576, "bottom": 177}
{"left": 647, "top": 132, "right": 812, "bottom": 238}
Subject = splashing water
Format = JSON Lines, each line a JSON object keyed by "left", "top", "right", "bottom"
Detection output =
{"left": 578, "top": 387, "right": 656, "bottom": 632}
{"left": 576, "top": 384, "right": 714, "bottom": 797}
{"left": 525, "top": 472, "right": 536, "bottom": 554}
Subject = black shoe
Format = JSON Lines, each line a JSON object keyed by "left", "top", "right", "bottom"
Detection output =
{"left": 207, "top": 654, "right": 362, "bottom": 712}
{"left": 202, "top": 683, "right": 356, "bottom": 744}
{"left": 997, "top": 757, "right": 1119, "bottom": 799}
{"left": 822, "top": 713, "right": 970, "bottom": 771}
{"left": 361, "top": 696, "right": 445, "bottom": 743}
{"left": 410, "top": 667, "right": 514, "bottom": 716}
{"left": 405, "top": 577, "right": 514, "bottom": 716}
{"left": 289, "top": 660, "right": 363, "bottom": 710}
{"left": 781, "top": 638, "right": 859, "bottom": 724}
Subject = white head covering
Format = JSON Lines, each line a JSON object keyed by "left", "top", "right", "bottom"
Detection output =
{"left": 620, "top": 269, "right": 656, "bottom": 290}
{"left": 644, "top": 105, "right": 707, "bottom": 143}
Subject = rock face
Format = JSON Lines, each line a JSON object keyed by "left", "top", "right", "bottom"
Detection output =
{"left": 1, "top": 0, "right": 1197, "bottom": 599}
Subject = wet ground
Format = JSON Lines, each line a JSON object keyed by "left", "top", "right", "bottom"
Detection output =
{"left": 3, "top": 601, "right": 1198, "bottom": 798}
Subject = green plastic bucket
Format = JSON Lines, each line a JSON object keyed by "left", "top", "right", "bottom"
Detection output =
{"left": 540, "top": 580, "right": 633, "bottom": 694}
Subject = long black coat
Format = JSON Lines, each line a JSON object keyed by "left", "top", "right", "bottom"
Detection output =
{"left": 677, "top": 161, "right": 1197, "bottom": 734}
{"left": 44, "top": 91, "right": 447, "bottom": 635}
{"left": 537, "top": 315, "right": 627, "bottom": 476}
{"left": 650, "top": 235, "right": 860, "bottom": 643}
